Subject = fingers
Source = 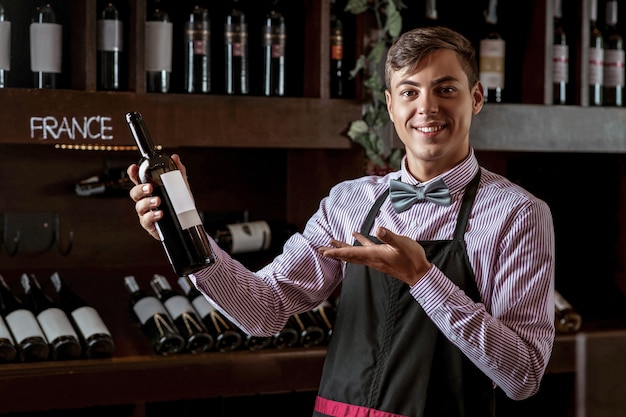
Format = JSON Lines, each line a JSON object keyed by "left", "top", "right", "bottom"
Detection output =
{"left": 127, "top": 163, "right": 140, "bottom": 186}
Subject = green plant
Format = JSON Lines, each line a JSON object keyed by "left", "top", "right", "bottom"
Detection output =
{"left": 345, "top": 0, "right": 406, "bottom": 173}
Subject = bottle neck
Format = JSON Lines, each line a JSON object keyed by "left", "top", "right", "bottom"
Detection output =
{"left": 126, "top": 112, "right": 156, "bottom": 158}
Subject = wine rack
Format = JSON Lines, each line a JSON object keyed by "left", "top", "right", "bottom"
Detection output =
{"left": 0, "top": 1, "right": 625, "bottom": 416}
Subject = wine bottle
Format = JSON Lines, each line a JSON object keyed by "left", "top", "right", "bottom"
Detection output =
{"left": 20, "top": 273, "right": 82, "bottom": 361}
{"left": 312, "top": 299, "right": 336, "bottom": 342}
{"left": 554, "top": 290, "right": 582, "bottom": 333}
{"left": 479, "top": 0, "right": 505, "bottom": 103}
{"left": 224, "top": 0, "right": 249, "bottom": 95}
{"left": 123, "top": 275, "right": 185, "bottom": 355}
{"left": 243, "top": 333, "right": 272, "bottom": 351}
{"left": 262, "top": 0, "right": 286, "bottom": 97}
{"left": 74, "top": 168, "right": 134, "bottom": 197}
{"left": 272, "top": 320, "right": 299, "bottom": 349}
{"left": 50, "top": 272, "right": 115, "bottom": 359}
{"left": 30, "top": 3, "right": 62, "bottom": 89}
{"left": 125, "top": 111, "right": 216, "bottom": 277}
{"left": 603, "top": 0, "right": 624, "bottom": 107}
{"left": 185, "top": 5, "right": 210, "bottom": 94}
{"left": 589, "top": 0, "right": 604, "bottom": 106}
{"left": 0, "top": 2, "right": 10, "bottom": 88}
{"left": 97, "top": 2, "right": 124, "bottom": 91}
{"left": 292, "top": 311, "right": 325, "bottom": 348}
{"left": 0, "top": 275, "right": 49, "bottom": 362}
{"left": 150, "top": 274, "right": 213, "bottom": 353}
{"left": 0, "top": 314, "right": 16, "bottom": 363}
{"left": 329, "top": 0, "right": 344, "bottom": 98}
{"left": 177, "top": 275, "right": 243, "bottom": 352}
{"left": 145, "top": 0, "right": 172, "bottom": 93}
{"left": 212, "top": 220, "right": 297, "bottom": 255}
{"left": 552, "top": 0, "right": 568, "bottom": 105}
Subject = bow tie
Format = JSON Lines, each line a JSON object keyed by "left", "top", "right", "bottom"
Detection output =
{"left": 389, "top": 178, "right": 452, "bottom": 213}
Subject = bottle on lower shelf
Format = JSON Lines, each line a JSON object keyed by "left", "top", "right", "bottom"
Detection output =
{"left": 123, "top": 275, "right": 185, "bottom": 355}
{"left": 177, "top": 275, "right": 243, "bottom": 352}
{"left": 0, "top": 274, "right": 49, "bottom": 362}
{"left": 20, "top": 273, "right": 82, "bottom": 361}
{"left": 555, "top": 290, "right": 582, "bottom": 333}
{"left": 150, "top": 274, "right": 214, "bottom": 354}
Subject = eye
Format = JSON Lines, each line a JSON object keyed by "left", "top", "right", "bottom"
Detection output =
{"left": 400, "top": 89, "right": 418, "bottom": 98}
{"left": 439, "top": 86, "right": 457, "bottom": 95}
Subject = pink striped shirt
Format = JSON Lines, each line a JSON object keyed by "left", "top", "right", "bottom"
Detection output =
{"left": 193, "top": 148, "right": 555, "bottom": 401}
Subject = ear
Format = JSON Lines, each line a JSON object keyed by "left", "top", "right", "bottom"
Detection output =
{"left": 385, "top": 89, "right": 395, "bottom": 123}
{"left": 472, "top": 82, "right": 485, "bottom": 115}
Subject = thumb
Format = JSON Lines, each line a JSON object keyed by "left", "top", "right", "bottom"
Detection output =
{"left": 375, "top": 226, "right": 395, "bottom": 244}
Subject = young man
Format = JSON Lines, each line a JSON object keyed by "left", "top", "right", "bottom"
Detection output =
{"left": 128, "top": 26, "right": 555, "bottom": 417}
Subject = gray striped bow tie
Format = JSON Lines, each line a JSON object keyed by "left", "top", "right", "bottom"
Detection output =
{"left": 389, "top": 178, "right": 452, "bottom": 213}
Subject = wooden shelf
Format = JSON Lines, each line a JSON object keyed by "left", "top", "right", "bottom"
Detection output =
{"left": 0, "top": 89, "right": 360, "bottom": 150}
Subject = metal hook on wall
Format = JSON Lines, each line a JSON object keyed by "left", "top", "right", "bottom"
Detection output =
{"left": 1, "top": 212, "right": 74, "bottom": 256}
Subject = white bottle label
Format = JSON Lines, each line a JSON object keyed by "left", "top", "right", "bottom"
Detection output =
{"left": 97, "top": 19, "right": 123, "bottom": 52}
{"left": 552, "top": 44, "right": 569, "bottom": 83}
{"left": 603, "top": 49, "right": 625, "bottom": 87}
{"left": 163, "top": 294, "right": 192, "bottom": 319}
{"left": 134, "top": 296, "right": 168, "bottom": 324}
{"left": 191, "top": 294, "right": 216, "bottom": 318}
{"left": 37, "top": 307, "right": 78, "bottom": 342}
{"left": 29, "top": 22, "right": 62, "bottom": 73}
{"left": 0, "top": 315, "right": 15, "bottom": 344}
{"left": 0, "top": 21, "right": 11, "bottom": 71}
{"left": 71, "top": 306, "right": 112, "bottom": 338}
{"left": 228, "top": 221, "right": 272, "bottom": 254}
{"left": 5, "top": 309, "right": 47, "bottom": 343}
{"left": 554, "top": 291, "right": 573, "bottom": 311}
{"left": 145, "top": 21, "right": 173, "bottom": 72}
{"left": 589, "top": 47, "right": 605, "bottom": 85}
{"left": 479, "top": 38, "right": 505, "bottom": 89}
{"left": 160, "top": 170, "right": 203, "bottom": 230}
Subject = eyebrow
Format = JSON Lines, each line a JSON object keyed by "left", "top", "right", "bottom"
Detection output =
{"left": 395, "top": 75, "right": 460, "bottom": 89}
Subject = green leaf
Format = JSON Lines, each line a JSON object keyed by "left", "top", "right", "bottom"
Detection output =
{"left": 345, "top": 0, "right": 369, "bottom": 14}
{"left": 349, "top": 55, "right": 367, "bottom": 79}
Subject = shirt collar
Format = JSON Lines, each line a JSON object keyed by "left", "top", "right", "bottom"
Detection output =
{"left": 396, "top": 148, "right": 480, "bottom": 197}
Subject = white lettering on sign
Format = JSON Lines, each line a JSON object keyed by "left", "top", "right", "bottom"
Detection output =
{"left": 30, "top": 116, "right": 114, "bottom": 140}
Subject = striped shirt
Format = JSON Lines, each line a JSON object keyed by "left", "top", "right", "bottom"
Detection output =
{"left": 193, "top": 148, "right": 555, "bottom": 401}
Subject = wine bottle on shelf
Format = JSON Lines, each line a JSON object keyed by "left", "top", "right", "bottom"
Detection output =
{"left": 554, "top": 290, "right": 582, "bottom": 333}
{"left": 479, "top": 0, "right": 505, "bottom": 103}
{"left": 602, "top": 0, "right": 624, "bottom": 107}
{"left": 20, "top": 273, "right": 82, "bottom": 361}
{"left": 125, "top": 111, "right": 217, "bottom": 277}
{"left": 49, "top": 272, "right": 115, "bottom": 359}
{"left": 243, "top": 333, "right": 272, "bottom": 351}
{"left": 224, "top": 0, "right": 249, "bottom": 95}
{"left": 0, "top": 2, "right": 10, "bottom": 88}
{"left": 30, "top": 3, "right": 62, "bottom": 89}
{"left": 292, "top": 311, "right": 325, "bottom": 348}
{"left": 272, "top": 320, "right": 300, "bottom": 349}
{"left": 212, "top": 220, "right": 297, "bottom": 255}
{"left": 97, "top": 2, "right": 124, "bottom": 91}
{"left": 0, "top": 275, "right": 49, "bottom": 362}
{"left": 185, "top": 5, "right": 211, "bottom": 94}
{"left": 177, "top": 275, "right": 243, "bottom": 352}
{"left": 74, "top": 168, "right": 134, "bottom": 197}
{"left": 150, "top": 274, "right": 214, "bottom": 353}
{"left": 312, "top": 299, "right": 336, "bottom": 343}
{"left": 123, "top": 275, "right": 185, "bottom": 355}
{"left": 589, "top": 0, "right": 604, "bottom": 106}
{"left": 0, "top": 314, "right": 16, "bottom": 363}
{"left": 145, "top": 0, "right": 172, "bottom": 93}
{"left": 424, "top": 0, "right": 438, "bottom": 26}
{"left": 552, "top": 0, "right": 568, "bottom": 105}
{"left": 329, "top": 0, "right": 344, "bottom": 98}
{"left": 263, "top": 0, "right": 286, "bottom": 97}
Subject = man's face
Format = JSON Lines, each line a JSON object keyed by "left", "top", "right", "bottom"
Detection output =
{"left": 385, "top": 49, "right": 483, "bottom": 178}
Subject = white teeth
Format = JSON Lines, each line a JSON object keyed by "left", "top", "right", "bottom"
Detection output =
{"left": 418, "top": 126, "right": 442, "bottom": 133}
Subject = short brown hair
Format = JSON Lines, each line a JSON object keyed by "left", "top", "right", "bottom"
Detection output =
{"left": 385, "top": 26, "right": 479, "bottom": 91}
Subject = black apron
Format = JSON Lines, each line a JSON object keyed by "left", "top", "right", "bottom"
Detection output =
{"left": 313, "top": 171, "right": 494, "bottom": 417}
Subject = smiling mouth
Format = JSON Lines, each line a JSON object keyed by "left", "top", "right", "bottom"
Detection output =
{"left": 417, "top": 125, "right": 443, "bottom": 133}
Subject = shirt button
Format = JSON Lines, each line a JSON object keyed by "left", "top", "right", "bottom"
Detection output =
{"left": 411, "top": 220, "right": 417, "bottom": 228}
{"left": 417, "top": 297, "right": 425, "bottom": 304}
{"left": 450, "top": 334, "right": 457, "bottom": 341}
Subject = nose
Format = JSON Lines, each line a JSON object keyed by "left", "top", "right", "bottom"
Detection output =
{"left": 418, "top": 91, "right": 438, "bottom": 114}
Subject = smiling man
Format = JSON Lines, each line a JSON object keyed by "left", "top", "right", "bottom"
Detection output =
{"left": 128, "top": 26, "right": 555, "bottom": 417}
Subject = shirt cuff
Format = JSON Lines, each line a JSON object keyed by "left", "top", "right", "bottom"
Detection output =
{"left": 409, "top": 265, "right": 457, "bottom": 315}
